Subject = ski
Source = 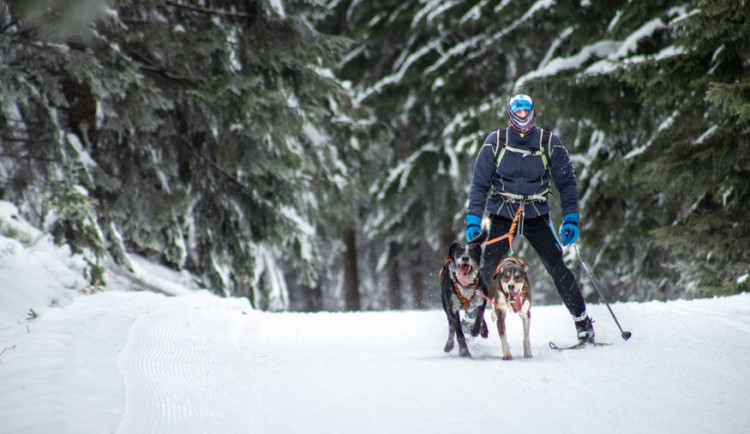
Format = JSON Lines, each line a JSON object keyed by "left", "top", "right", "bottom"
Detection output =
{"left": 548, "top": 341, "right": 612, "bottom": 351}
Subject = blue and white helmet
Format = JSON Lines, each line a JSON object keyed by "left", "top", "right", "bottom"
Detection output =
{"left": 507, "top": 94, "right": 535, "bottom": 133}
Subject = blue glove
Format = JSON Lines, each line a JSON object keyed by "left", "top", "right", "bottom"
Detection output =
{"left": 560, "top": 212, "right": 580, "bottom": 246}
{"left": 465, "top": 214, "right": 482, "bottom": 242}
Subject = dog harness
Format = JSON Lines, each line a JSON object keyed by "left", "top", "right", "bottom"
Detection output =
{"left": 440, "top": 257, "right": 483, "bottom": 310}
{"left": 452, "top": 279, "right": 479, "bottom": 310}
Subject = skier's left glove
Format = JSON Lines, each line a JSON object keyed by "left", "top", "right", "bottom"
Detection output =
{"left": 560, "top": 213, "right": 579, "bottom": 246}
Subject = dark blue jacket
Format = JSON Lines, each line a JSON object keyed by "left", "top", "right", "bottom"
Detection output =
{"left": 468, "top": 126, "right": 578, "bottom": 220}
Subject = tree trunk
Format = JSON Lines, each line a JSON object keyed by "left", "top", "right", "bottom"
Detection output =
{"left": 342, "top": 228, "right": 361, "bottom": 311}
{"left": 410, "top": 267, "right": 425, "bottom": 309}
{"left": 441, "top": 204, "right": 457, "bottom": 253}
{"left": 388, "top": 258, "right": 402, "bottom": 310}
{"left": 302, "top": 284, "right": 324, "bottom": 312}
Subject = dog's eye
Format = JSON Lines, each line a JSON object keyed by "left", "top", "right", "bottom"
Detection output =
{"left": 515, "top": 275, "right": 525, "bottom": 282}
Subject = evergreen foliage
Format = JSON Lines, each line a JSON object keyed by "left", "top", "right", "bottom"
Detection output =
{"left": 1, "top": 0, "right": 747, "bottom": 310}
{"left": 622, "top": 0, "right": 750, "bottom": 296}
{"left": 0, "top": 0, "right": 362, "bottom": 308}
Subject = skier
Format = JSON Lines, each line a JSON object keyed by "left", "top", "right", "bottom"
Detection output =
{"left": 465, "top": 93, "right": 595, "bottom": 344}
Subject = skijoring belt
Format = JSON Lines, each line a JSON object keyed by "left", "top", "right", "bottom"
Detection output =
{"left": 492, "top": 189, "right": 549, "bottom": 203}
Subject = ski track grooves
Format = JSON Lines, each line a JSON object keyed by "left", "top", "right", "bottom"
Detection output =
{"left": 117, "top": 305, "right": 247, "bottom": 433}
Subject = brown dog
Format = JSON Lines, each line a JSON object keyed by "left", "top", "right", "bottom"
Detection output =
{"left": 490, "top": 257, "right": 532, "bottom": 360}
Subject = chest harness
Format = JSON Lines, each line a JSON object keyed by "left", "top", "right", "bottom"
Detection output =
{"left": 491, "top": 127, "right": 554, "bottom": 202}
{"left": 438, "top": 259, "right": 481, "bottom": 311}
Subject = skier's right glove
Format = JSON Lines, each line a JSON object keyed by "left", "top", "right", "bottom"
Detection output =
{"left": 465, "top": 214, "right": 482, "bottom": 242}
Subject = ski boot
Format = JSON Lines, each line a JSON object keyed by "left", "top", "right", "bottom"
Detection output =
{"left": 574, "top": 314, "right": 596, "bottom": 344}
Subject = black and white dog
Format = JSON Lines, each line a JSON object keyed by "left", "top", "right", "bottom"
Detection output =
{"left": 440, "top": 235, "right": 489, "bottom": 357}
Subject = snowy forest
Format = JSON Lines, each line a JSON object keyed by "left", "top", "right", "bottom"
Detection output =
{"left": 1, "top": 0, "right": 748, "bottom": 311}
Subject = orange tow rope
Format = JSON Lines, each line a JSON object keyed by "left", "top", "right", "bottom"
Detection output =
{"left": 481, "top": 204, "right": 524, "bottom": 248}
{"left": 440, "top": 204, "right": 524, "bottom": 279}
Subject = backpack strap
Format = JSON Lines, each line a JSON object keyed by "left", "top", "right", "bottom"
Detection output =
{"left": 494, "top": 127, "right": 553, "bottom": 170}
{"left": 493, "top": 128, "right": 509, "bottom": 166}
{"left": 539, "top": 128, "right": 552, "bottom": 170}
{"left": 492, "top": 128, "right": 507, "bottom": 165}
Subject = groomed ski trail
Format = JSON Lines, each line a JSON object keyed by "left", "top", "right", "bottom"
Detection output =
{"left": 1, "top": 291, "right": 749, "bottom": 433}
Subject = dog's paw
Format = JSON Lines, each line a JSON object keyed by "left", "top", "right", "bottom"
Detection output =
{"left": 459, "top": 347, "right": 472, "bottom": 358}
{"left": 502, "top": 354, "right": 513, "bottom": 361}
{"left": 444, "top": 339, "right": 455, "bottom": 353}
{"left": 470, "top": 318, "right": 488, "bottom": 338}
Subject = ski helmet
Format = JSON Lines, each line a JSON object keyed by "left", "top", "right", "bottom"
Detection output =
{"left": 507, "top": 94, "right": 535, "bottom": 133}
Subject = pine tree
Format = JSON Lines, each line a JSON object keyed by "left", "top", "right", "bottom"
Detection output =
{"left": 621, "top": 0, "right": 750, "bottom": 296}
{"left": 0, "top": 0, "right": 112, "bottom": 280}
{"left": 0, "top": 0, "right": 364, "bottom": 308}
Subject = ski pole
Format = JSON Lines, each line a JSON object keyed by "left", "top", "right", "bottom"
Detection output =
{"left": 572, "top": 244, "right": 632, "bottom": 341}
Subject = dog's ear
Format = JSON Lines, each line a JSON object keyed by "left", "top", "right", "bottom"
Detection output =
{"left": 448, "top": 242, "right": 460, "bottom": 258}
{"left": 468, "top": 243, "right": 482, "bottom": 258}
{"left": 497, "top": 258, "right": 509, "bottom": 274}
{"left": 512, "top": 258, "right": 529, "bottom": 273}
{"left": 493, "top": 261, "right": 504, "bottom": 278}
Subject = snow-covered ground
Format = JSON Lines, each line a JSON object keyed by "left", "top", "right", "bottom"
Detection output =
{"left": 1, "top": 200, "right": 749, "bottom": 434}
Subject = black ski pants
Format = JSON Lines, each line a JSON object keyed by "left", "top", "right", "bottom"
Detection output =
{"left": 482, "top": 213, "right": 587, "bottom": 318}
